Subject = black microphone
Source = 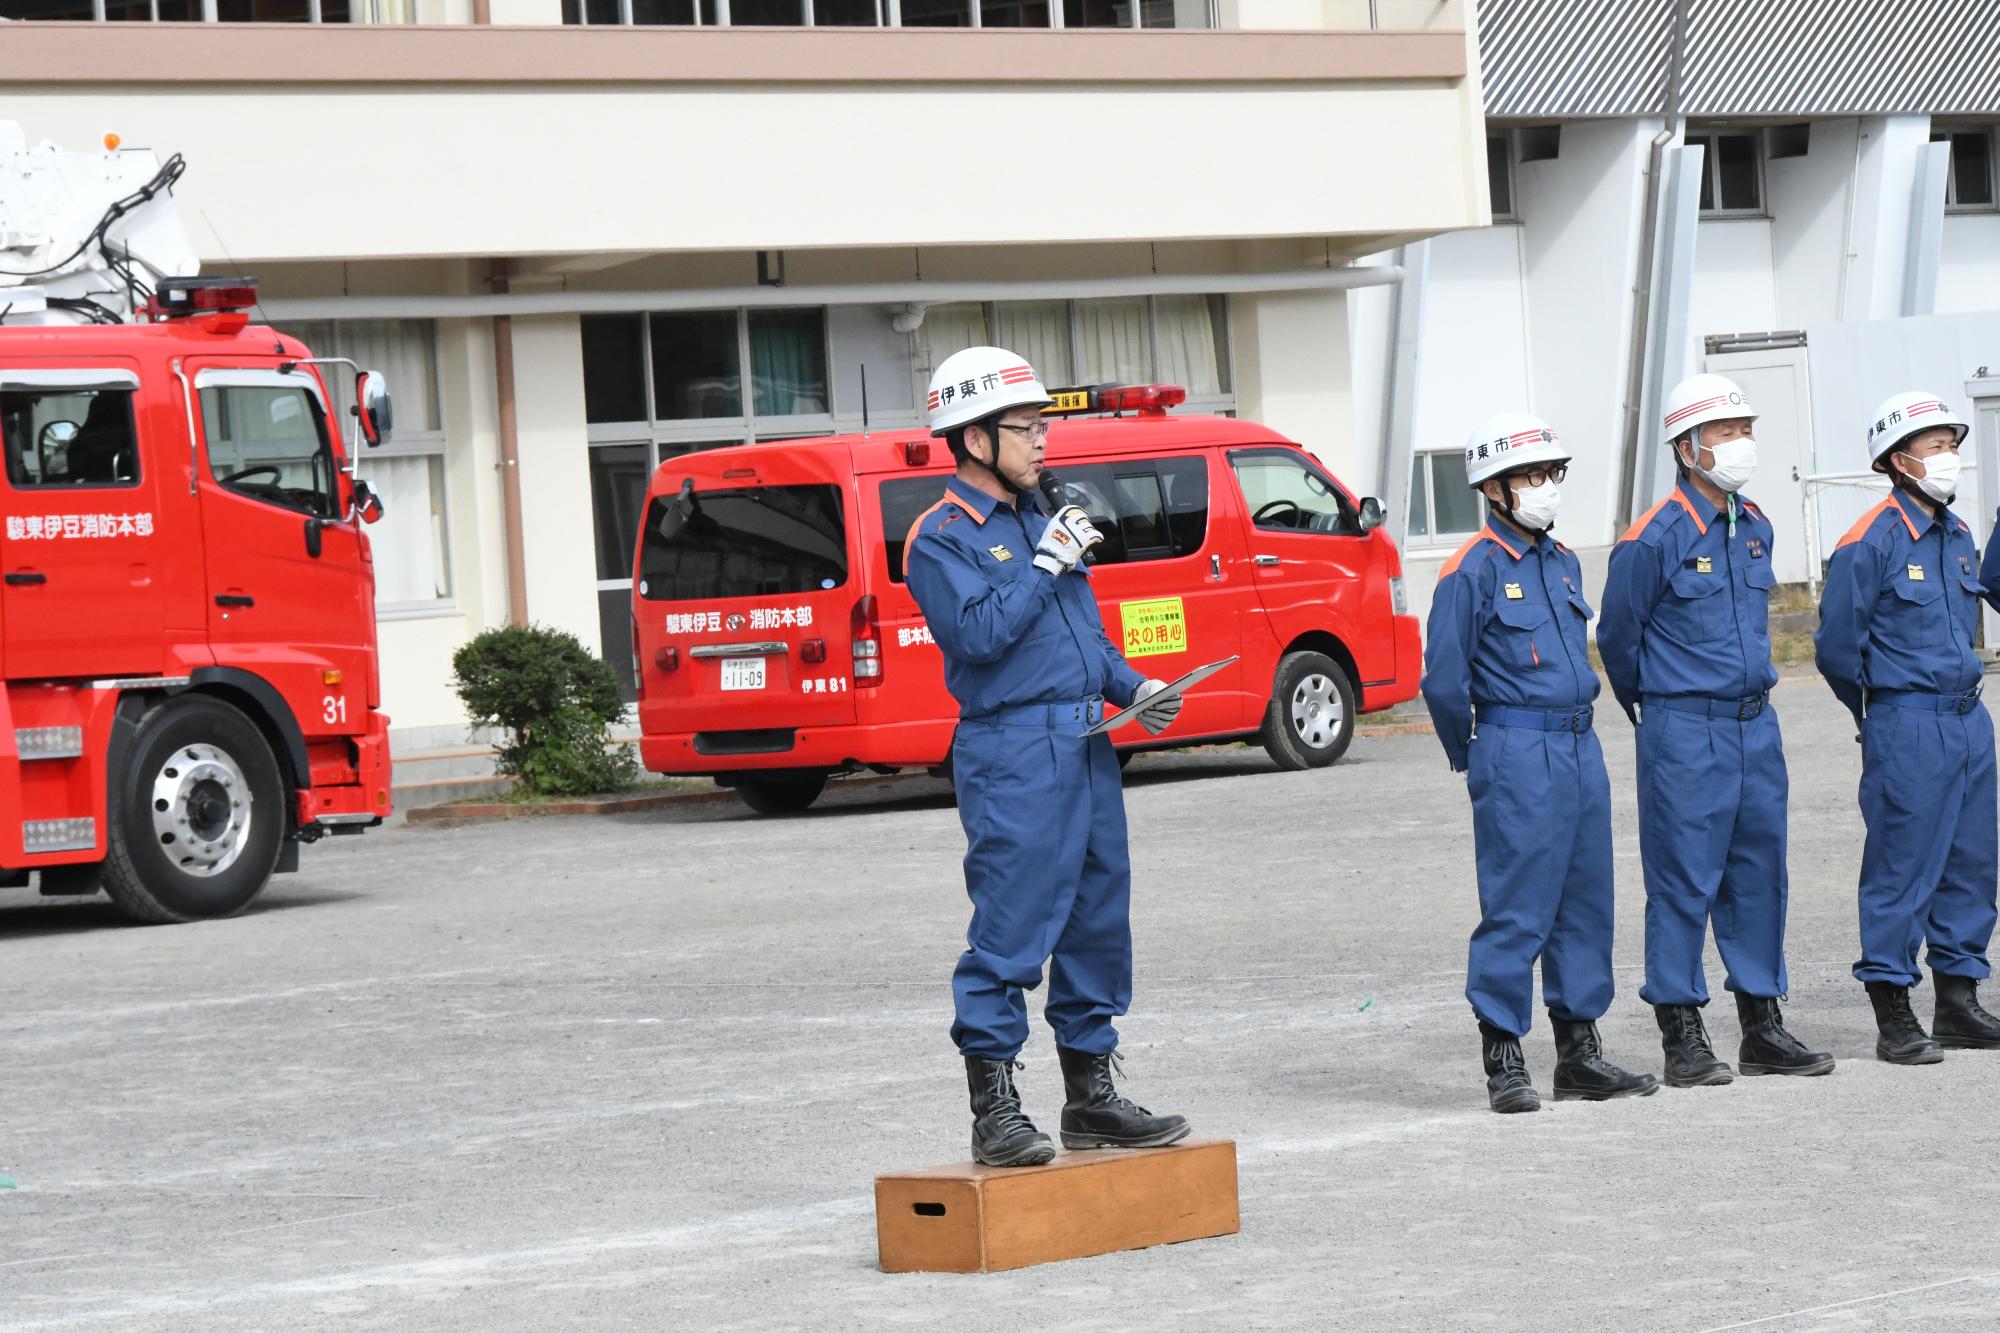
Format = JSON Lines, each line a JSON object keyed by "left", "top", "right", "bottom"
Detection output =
{"left": 1037, "top": 469, "right": 1068, "bottom": 514}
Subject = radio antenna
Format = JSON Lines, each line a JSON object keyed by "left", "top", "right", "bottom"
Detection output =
{"left": 860, "top": 363, "right": 871, "bottom": 437}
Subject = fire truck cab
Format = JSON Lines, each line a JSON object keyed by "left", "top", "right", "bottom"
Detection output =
{"left": 0, "top": 125, "right": 394, "bottom": 921}
{"left": 631, "top": 385, "right": 1421, "bottom": 814}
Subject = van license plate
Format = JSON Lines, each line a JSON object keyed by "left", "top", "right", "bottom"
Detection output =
{"left": 720, "top": 657, "right": 766, "bottom": 691}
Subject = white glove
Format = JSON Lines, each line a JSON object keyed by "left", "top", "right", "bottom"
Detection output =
{"left": 1134, "top": 678, "right": 1183, "bottom": 736}
{"left": 1032, "top": 506, "right": 1102, "bottom": 575}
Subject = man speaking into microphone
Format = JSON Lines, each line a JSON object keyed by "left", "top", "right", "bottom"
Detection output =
{"left": 905, "top": 346, "right": 1191, "bottom": 1167}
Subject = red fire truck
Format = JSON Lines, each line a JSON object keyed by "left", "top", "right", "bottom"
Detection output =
{"left": 630, "top": 383, "right": 1421, "bottom": 814}
{"left": 0, "top": 125, "right": 393, "bottom": 921}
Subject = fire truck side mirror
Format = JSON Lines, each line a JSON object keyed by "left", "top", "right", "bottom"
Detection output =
{"left": 352, "top": 478, "right": 385, "bottom": 526}
{"left": 1357, "top": 496, "right": 1386, "bottom": 533}
{"left": 355, "top": 370, "right": 393, "bottom": 447}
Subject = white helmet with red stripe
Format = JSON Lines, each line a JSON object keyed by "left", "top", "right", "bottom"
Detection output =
{"left": 926, "top": 345, "right": 1054, "bottom": 436}
{"left": 1867, "top": 390, "right": 1970, "bottom": 463}
{"left": 1463, "top": 411, "right": 1569, "bottom": 488}
{"left": 1662, "top": 373, "right": 1757, "bottom": 446}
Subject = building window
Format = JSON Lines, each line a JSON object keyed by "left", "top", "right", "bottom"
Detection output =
{"left": 1, "top": 0, "right": 361, "bottom": 18}
{"left": 279, "top": 319, "right": 452, "bottom": 612}
{"left": 582, "top": 306, "right": 835, "bottom": 694}
{"left": 1688, "top": 130, "right": 1764, "bottom": 216}
{"left": 559, "top": 0, "right": 1210, "bottom": 24}
{"left": 1486, "top": 132, "right": 1515, "bottom": 220}
{"left": 1934, "top": 127, "right": 1997, "bottom": 211}
{"left": 1405, "top": 449, "right": 1483, "bottom": 547}
{"left": 919, "top": 294, "right": 1233, "bottom": 412}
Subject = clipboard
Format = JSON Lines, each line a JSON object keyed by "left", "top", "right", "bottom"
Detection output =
{"left": 1081, "top": 656, "right": 1239, "bottom": 738}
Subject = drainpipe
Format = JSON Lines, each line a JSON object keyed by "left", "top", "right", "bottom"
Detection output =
{"left": 489, "top": 259, "right": 530, "bottom": 626}
{"left": 473, "top": 0, "right": 491, "bottom": 22}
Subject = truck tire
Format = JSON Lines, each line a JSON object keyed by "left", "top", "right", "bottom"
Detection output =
{"left": 101, "top": 695, "right": 286, "bottom": 924}
{"left": 1258, "top": 650, "right": 1357, "bottom": 771}
{"left": 733, "top": 771, "right": 827, "bottom": 816}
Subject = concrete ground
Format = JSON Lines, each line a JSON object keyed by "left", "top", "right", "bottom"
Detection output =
{"left": 5, "top": 674, "right": 2000, "bottom": 1332}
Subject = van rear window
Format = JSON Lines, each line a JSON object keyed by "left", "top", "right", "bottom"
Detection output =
{"left": 638, "top": 483, "right": 848, "bottom": 601}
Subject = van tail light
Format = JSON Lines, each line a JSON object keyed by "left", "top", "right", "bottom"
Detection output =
{"left": 801, "top": 638, "right": 827, "bottom": 664}
{"left": 850, "top": 595, "right": 883, "bottom": 687}
{"left": 655, "top": 646, "right": 680, "bottom": 671}
{"left": 632, "top": 615, "right": 644, "bottom": 702}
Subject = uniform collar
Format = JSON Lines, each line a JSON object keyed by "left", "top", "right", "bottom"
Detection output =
{"left": 1482, "top": 515, "right": 1535, "bottom": 560}
{"left": 1675, "top": 475, "right": 1722, "bottom": 528}
{"left": 945, "top": 476, "right": 1006, "bottom": 526}
{"left": 1890, "top": 487, "right": 1942, "bottom": 539}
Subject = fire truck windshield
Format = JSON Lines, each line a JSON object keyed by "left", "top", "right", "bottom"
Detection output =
{"left": 638, "top": 483, "right": 847, "bottom": 602}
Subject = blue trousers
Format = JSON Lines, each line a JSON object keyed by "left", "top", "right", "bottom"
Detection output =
{"left": 949, "top": 715, "right": 1132, "bottom": 1060}
{"left": 1854, "top": 701, "right": 1998, "bottom": 987}
{"left": 1465, "top": 723, "right": 1617, "bottom": 1036}
{"left": 1635, "top": 704, "right": 1790, "bottom": 1006}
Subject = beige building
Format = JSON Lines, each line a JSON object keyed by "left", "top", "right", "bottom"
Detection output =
{"left": 1, "top": 2, "right": 1487, "bottom": 746}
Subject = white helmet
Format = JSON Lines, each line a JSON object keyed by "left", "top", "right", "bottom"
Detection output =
{"left": 1663, "top": 373, "right": 1757, "bottom": 447}
{"left": 926, "top": 346, "right": 1054, "bottom": 437}
{"left": 1463, "top": 411, "right": 1569, "bottom": 488}
{"left": 1867, "top": 390, "right": 1970, "bottom": 464}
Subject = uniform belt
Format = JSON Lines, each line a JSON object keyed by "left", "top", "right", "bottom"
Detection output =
{"left": 1868, "top": 686, "right": 1984, "bottom": 715}
{"left": 1643, "top": 691, "right": 1769, "bottom": 721}
{"left": 972, "top": 697, "right": 1107, "bottom": 728}
{"left": 1473, "top": 703, "right": 1595, "bottom": 732}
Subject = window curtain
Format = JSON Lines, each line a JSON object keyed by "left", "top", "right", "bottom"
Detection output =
{"left": 359, "top": 454, "right": 450, "bottom": 603}
{"left": 1154, "top": 295, "right": 1224, "bottom": 396}
{"left": 1076, "top": 297, "right": 1150, "bottom": 385}
{"left": 750, "top": 310, "right": 828, "bottom": 417}
{"left": 918, "top": 303, "right": 989, "bottom": 374}
{"left": 276, "top": 319, "right": 438, "bottom": 433}
{"left": 992, "top": 300, "right": 1073, "bottom": 385}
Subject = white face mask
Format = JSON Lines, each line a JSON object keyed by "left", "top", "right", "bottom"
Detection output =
{"left": 1907, "top": 449, "right": 1962, "bottom": 504}
{"left": 1690, "top": 432, "right": 1757, "bottom": 493}
{"left": 1510, "top": 479, "right": 1561, "bottom": 531}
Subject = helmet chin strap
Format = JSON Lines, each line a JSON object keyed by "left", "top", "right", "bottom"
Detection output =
{"left": 1490, "top": 479, "right": 1549, "bottom": 534}
{"left": 971, "top": 420, "right": 1024, "bottom": 497}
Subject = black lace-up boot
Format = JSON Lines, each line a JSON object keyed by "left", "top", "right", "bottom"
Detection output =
{"left": 1865, "top": 982, "right": 1944, "bottom": 1065}
{"left": 964, "top": 1057, "right": 1055, "bottom": 1167}
{"left": 1055, "top": 1047, "right": 1191, "bottom": 1150}
{"left": 1479, "top": 1021, "right": 1540, "bottom": 1114}
{"left": 1654, "top": 1004, "right": 1734, "bottom": 1087}
{"left": 1734, "top": 994, "right": 1835, "bottom": 1075}
{"left": 1551, "top": 1017, "right": 1660, "bottom": 1101}
{"left": 1931, "top": 974, "right": 2000, "bottom": 1050}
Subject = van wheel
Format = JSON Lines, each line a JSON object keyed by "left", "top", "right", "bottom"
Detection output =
{"left": 1259, "top": 651, "right": 1357, "bottom": 771}
{"left": 733, "top": 771, "right": 827, "bottom": 815}
{"left": 102, "top": 696, "right": 286, "bottom": 924}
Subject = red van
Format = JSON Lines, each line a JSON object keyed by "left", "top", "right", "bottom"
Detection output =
{"left": 630, "top": 385, "right": 1420, "bottom": 813}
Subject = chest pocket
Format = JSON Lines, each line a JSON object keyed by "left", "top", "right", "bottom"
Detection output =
{"left": 1889, "top": 571, "right": 1947, "bottom": 646}
{"left": 1667, "top": 567, "right": 1728, "bottom": 641}
{"left": 1490, "top": 597, "right": 1554, "bottom": 671}
{"left": 1952, "top": 575, "right": 1984, "bottom": 641}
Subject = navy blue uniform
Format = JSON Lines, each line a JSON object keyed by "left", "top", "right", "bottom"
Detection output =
{"left": 1816, "top": 489, "right": 2000, "bottom": 989}
{"left": 1599, "top": 480, "right": 1789, "bottom": 1006}
{"left": 906, "top": 477, "right": 1147, "bottom": 1061}
{"left": 1422, "top": 516, "right": 1615, "bottom": 1038}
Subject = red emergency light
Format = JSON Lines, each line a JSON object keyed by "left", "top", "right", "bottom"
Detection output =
{"left": 1042, "top": 383, "right": 1188, "bottom": 418}
{"left": 144, "top": 276, "right": 260, "bottom": 321}
{"left": 900, "top": 440, "right": 931, "bottom": 467}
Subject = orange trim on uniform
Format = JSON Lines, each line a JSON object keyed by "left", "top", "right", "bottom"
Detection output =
{"left": 944, "top": 491, "right": 983, "bottom": 523}
{"left": 1835, "top": 497, "right": 1898, "bottom": 551}
{"left": 1616, "top": 490, "right": 1708, "bottom": 543}
{"left": 901, "top": 490, "right": 987, "bottom": 564}
{"left": 1889, "top": 495, "right": 1924, "bottom": 541}
{"left": 1438, "top": 533, "right": 1497, "bottom": 579}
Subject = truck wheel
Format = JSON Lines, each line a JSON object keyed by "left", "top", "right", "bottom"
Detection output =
{"left": 1258, "top": 650, "right": 1357, "bottom": 771}
{"left": 733, "top": 771, "right": 827, "bottom": 816}
{"left": 101, "top": 696, "right": 286, "bottom": 924}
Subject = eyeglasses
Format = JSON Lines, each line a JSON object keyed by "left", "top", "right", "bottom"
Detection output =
{"left": 1512, "top": 463, "right": 1568, "bottom": 487}
{"left": 997, "top": 420, "right": 1051, "bottom": 441}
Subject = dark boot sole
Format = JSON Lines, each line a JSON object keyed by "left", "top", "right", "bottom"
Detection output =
{"left": 1488, "top": 1089, "right": 1542, "bottom": 1114}
{"left": 1663, "top": 1067, "right": 1736, "bottom": 1088}
{"left": 1876, "top": 1043, "right": 1945, "bottom": 1065}
{"left": 1740, "top": 1056, "right": 1836, "bottom": 1076}
{"left": 1932, "top": 1033, "right": 2000, "bottom": 1050}
{"left": 1060, "top": 1123, "right": 1193, "bottom": 1151}
{"left": 1553, "top": 1082, "right": 1660, "bottom": 1101}
{"left": 973, "top": 1139, "right": 1057, "bottom": 1167}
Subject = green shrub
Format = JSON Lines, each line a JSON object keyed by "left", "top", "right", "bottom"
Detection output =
{"left": 451, "top": 624, "right": 637, "bottom": 797}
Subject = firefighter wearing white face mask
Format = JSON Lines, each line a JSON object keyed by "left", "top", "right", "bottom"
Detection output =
{"left": 1422, "top": 413, "right": 1656, "bottom": 1113}
{"left": 1599, "top": 374, "right": 1832, "bottom": 1090}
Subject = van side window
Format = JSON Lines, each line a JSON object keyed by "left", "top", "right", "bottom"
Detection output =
{"left": 881, "top": 476, "right": 950, "bottom": 584}
{"left": 0, "top": 387, "right": 142, "bottom": 488}
{"left": 1229, "top": 448, "right": 1359, "bottom": 535}
{"left": 1051, "top": 456, "right": 1210, "bottom": 566}
{"left": 200, "top": 383, "right": 340, "bottom": 519}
